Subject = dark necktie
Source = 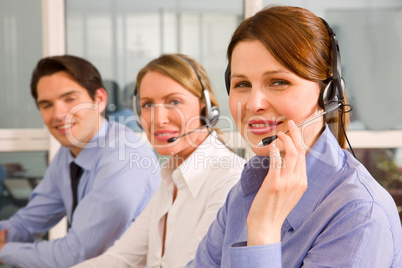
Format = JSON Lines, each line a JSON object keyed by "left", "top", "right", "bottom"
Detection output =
{"left": 70, "top": 162, "right": 83, "bottom": 220}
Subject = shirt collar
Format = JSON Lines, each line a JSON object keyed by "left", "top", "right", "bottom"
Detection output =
{"left": 240, "top": 125, "right": 345, "bottom": 231}
{"left": 161, "top": 131, "right": 220, "bottom": 198}
{"left": 71, "top": 119, "right": 109, "bottom": 171}
{"left": 241, "top": 155, "right": 270, "bottom": 197}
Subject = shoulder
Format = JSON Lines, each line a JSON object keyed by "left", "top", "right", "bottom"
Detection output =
{"left": 320, "top": 151, "right": 400, "bottom": 233}
{"left": 106, "top": 120, "right": 143, "bottom": 145}
{"left": 46, "top": 146, "right": 70, "bottom": 171}
{"left": 84, "top": 122, "right": 160, "bottom": 185}
{"left": 206, "top": 134, "right": 246, "bottom": 169}
{"left": 202, "top": 145, "right": 245, "bottom": 178}
{"left": 98, "top": 121, "right": 157, "bottom": 162}
{"left": 187, "top": 138, "right": 245, "bottom": 194}
{"left": 340, "top": 152, "right": 395, "bottom": 207}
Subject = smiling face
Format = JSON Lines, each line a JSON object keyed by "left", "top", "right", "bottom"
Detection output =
{"left": 36, "top": 71, "right": 106, "bottom": 156}
{"left": 229, "top": 40, "right": 324, "bottom": 156}
{"left": 139, "top": 70, "right": 208, "bottom": 161}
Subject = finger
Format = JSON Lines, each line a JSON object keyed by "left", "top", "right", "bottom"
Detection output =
{"left": 286, "top": 120, "right": 307, "bottom": 172}
{"left": 287, "top": 120, "right": 304, "bottom": 152}
{"left": 287, "top": 120, "right": 307, "bottom": 174}
{"left": 268, "top": 143, "right": 282, "bottom": 179}
{"left": 277, "top": 130, "right": 297, "bottom": 172}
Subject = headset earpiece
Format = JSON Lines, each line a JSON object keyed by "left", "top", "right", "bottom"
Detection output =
{"left": 225, "top": 64, "right": 231, "bottom": 95}
{"left": 178, "top": 55, "right": 220, "bottom": 128}
{"left": 319, "top": 18, "right": 346, "bottom": 114}
{"left": 320, "top": 79, "right": 346, "bottom": 111}
{"left": 202, "top": 89, "right": 220, "bottom": 127}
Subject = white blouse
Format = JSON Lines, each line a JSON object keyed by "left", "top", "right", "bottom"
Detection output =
{"left": 73, "top": 132, "right": 245, "bottom": 268}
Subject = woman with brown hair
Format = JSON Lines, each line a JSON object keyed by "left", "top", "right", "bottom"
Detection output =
{"left": 188, "top": 5, "right": 402, "bottom": 267}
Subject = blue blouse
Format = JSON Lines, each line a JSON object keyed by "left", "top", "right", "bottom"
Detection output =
{"left": 188, "top": 126, "right": 402, "bottom": 267}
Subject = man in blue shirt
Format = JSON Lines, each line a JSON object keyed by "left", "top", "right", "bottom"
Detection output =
{"left": 0, "top": 55, "right": 160, "bottom": 267}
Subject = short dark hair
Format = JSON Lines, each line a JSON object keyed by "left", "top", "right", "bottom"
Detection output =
{"left": 30, "top": 55, "right": 104, "bottom": 101}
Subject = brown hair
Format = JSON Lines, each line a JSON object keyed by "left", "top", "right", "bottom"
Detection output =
{"left": 30, "top": 55, "right": 104, "bottom": 102}
{"left": 227, "top": 5, "right": 349, "bottom": 148}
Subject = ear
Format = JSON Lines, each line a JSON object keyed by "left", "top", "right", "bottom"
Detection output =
{"left": 94, "top": 88, "right": 107, "bottom": 114}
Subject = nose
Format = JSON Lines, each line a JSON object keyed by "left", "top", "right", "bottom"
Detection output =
{"left": 153, "top": 105, "right": 169, "bottom": 127}
{"left": 52, "top": 102, "right": 68, "bottom": 121}
{"left": 246, "top": 87, "right": 268, "bottom": 114}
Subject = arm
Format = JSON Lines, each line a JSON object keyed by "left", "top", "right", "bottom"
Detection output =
{"left": 72, "top": 191, "right": 155, "bottom": 268}
{"left": 302, "top": 201, "right": 396, "bottom": 267}
{"left": 229, "top": 120, "right": 307, "bottom": 267}
{"left": 0, "top": 156, "right": 159, "bottom": 268}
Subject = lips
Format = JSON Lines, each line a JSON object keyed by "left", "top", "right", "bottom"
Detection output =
{"left": 247, "top": 120, "right": 282, "bottom": 135}
{"left": 153, "top": 130, "right": 179, "bottom": 141}
{"left": 56, "top": 123, "right": 72, "bottom": 130}
{"left": 54, "top": 123, "right": 74, "bottom": 134}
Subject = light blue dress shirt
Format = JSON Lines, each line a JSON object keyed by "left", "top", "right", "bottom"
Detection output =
{"left": 188, "top": 126, "right": 402, "bottom": 267}
{"left": 0, "top": 120, "right": 161, "bottom": 268}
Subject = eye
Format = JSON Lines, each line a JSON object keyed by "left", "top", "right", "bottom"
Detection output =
{"left": 66, "top": 97, "right": 76, "bottom": 102}
{"left": 271, "top": 80, "right": 289, "bottom": 87}
{"left": 141, "top": 102, "right": 153, "bottom": 108}
{"left": 233, "top": 81, "right": 251, "bottom": 89}
{"left": 37, "top": 102, "right": 52, "bottom": 110}
{"left": 169, "top": 99, "right": 181, "bottom": 105}
{"left": 40, "top": 104, "right": 52, "bottom": 110}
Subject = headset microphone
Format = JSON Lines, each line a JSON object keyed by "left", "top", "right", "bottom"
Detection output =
{"left": 167, "top": 124, "right": 208, "bottom": 143}
{"left": 258, "top": 102, "right": 340, "bottom": 147}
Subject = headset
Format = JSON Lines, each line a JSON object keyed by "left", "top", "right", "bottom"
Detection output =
{"left": 225, "top": 18, "right": 345, "bottom": 114}
{"left": 133, "top": 55, "right": 220, "bottom": 132}
{"left": 224, "top": 18, "right": 355, "bottom": 157}
{"left": 319, "top": 18, "right": 346, "bottom": 113}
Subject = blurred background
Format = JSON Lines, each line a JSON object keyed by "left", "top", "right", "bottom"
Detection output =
{"left": 0, "top": 0, "right": 401, "bottom": 252}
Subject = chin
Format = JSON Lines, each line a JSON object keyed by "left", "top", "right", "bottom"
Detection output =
{"left": 154, "top": 147, "right": 176, "bottom": 157}
{"left": 250, "top": 146, "right": 270, "bottom": 157}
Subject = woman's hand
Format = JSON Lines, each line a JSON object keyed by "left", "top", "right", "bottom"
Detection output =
{"left": 247, "top": 120, "right": 308, "bottom": 246}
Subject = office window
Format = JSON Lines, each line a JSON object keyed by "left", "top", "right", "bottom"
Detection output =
{"left": 0, "top": 151, "right": 48, "bottom": 220}
{"left": 353, "top": 147, "right": 402, "bottom": 219}
{"left": 66, "top": 0, "right": 243, "bottom": 131}
{"left": 0, "top": 0, "right": 44, "bottom": 129}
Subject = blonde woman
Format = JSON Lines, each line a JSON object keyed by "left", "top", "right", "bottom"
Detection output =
{"left": 74, "top": 54, "right": 245, "bottom": 268}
